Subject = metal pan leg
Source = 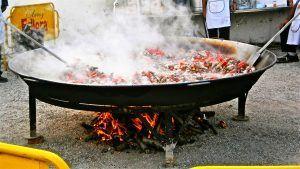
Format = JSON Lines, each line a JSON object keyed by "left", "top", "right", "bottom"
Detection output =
{"left": 232, "top": 92, "right": 249, "bottom": 121}
{"left": 27, "top": 88, "right": 44, "bottom": 144}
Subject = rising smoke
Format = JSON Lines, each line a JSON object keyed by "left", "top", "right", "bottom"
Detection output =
{"left": 10, "top": 0, "right": 200, "bottom": 82}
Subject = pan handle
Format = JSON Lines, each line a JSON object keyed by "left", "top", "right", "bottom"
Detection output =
{"left": 187, "top": 81, "right": 210, "bottom": 86}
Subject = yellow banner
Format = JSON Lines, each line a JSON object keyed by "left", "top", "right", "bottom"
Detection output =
{"left": 9, "top": 3, "right": 59, "bottom": 40}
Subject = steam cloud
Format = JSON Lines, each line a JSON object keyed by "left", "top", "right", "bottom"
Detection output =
{"left": 10, "top": 0, "right": 200, "bottom": 82}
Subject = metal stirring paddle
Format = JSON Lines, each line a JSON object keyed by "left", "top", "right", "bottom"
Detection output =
{"left": 0, "top": 18, "right": 69, "bottom": 65}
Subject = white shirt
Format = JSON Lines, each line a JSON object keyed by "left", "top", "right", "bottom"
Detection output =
{"left": 287, "top": 0, "right": 300, "bottom": 45}
{"left": 205, "top": 0, "right": 231, "bottom": 29}
{"left": 0, "top": 0, "right": 5, "bottom": 44}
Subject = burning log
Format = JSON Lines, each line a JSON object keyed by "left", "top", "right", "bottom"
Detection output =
{"left": 136, "top": 137, "right": 149, "bottom": 153}
{"left": 81, "top": 108, "right": 218, "bottom": 153}
{"left": 155, "top": 114, "right": 164, "bottom": 135}
{"left": 187, "top": 124, "right": 205, "bottom": 134}
{"left": 142, "top": 137, "right": 164, "bottom": 151}
{"left": 81, "top": 122, "right": 94, "bottom": 133}
{"left": 193, "top": 113, "right": 218, "bottom": 135}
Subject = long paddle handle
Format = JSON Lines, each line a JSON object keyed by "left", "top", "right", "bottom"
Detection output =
{"left": 247, "top": 11, "right": 300, "bottom": 66}
{"left": 0, "top": 18, "right": 68, "bottom": 65}
{"left": 258, "top": 11, "right": 300, "bottom": 55}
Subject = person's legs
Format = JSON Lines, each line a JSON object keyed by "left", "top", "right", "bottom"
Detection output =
{"left": 219, "top": 27, "right": 230, "bottom": 40}
{"left": 277, "top": 25, "right": 298, "bottom": 63}
{"left": 208, "top": 27, "right": 230, "bottom": 40}
{"left": 207, "top": 28, "right": 218, "bottom": 39}
{"left": 280, "top": 25, "right": 296, "bottom": 53}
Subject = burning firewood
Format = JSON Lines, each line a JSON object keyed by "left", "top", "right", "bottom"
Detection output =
{"left": 80, "top": 109, "right": 219, "bottom": 153}
{"left": 142, "top": 137, "right": 164, "bottom": 151}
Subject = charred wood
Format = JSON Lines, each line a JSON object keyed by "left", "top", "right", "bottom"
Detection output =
{"left": 142, "top": 137, "right": 164, "bottom": 151}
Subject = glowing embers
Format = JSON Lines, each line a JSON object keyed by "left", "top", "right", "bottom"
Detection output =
{"left": 81, "top": 110, "right": 217, "bottom": 153}
{"left": 91, "top": 112, "right": 127, "bottom": 142}
{"left": 83, "top": 112, "right": 165, "bottom": 147}
{"left": 132, "top": 113, "right": 160, "bottom": 137}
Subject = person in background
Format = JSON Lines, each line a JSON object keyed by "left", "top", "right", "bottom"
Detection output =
{"left": 202, "top": 0, "right": 236, "bottom": 40}
{"left": 277, "top": 0, "right": 299, "bottom": 63}
{"left": 0, "top": 0, "right": 8, "bottom": 83}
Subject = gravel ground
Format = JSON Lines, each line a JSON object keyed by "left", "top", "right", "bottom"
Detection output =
{"left": 0, "top": 47, "right": 299, "bottom": 169}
